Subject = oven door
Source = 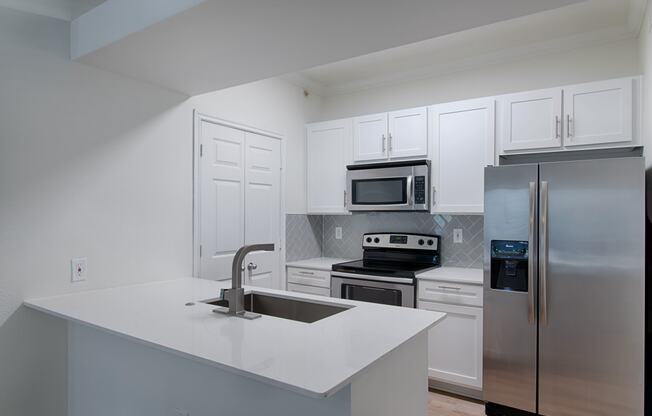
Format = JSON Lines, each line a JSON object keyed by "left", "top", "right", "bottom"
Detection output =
{"left": 346, "top": 164, "right": 428, "bottom": 211}
{"left": 330, "top": 272, "right": 415, "bottom": 308}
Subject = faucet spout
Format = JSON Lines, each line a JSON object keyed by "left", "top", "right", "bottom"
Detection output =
{"left": 214, "top": 243, "right": 275, "bottom": 320}
{"left": 231, "top": 243, "right": 275, "bottom": 290}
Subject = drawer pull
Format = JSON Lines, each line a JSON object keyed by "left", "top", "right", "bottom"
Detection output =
{"left": 437, "top": 285, "right": 462, "bottom": 291}
{"left": 298, "top": 271, "right": 315, "bottom": 276}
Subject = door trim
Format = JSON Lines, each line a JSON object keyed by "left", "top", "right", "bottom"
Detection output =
{"left": 192, "top": 111, "right": 286, "bottom": 288}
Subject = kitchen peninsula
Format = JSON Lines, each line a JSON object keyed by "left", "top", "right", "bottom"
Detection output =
{"left": 25, "top": 278, "right": 444, "bottom": 416}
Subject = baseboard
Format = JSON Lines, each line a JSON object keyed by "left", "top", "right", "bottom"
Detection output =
{"left": 428, "top": 378, "right": 483, "bottom": 400}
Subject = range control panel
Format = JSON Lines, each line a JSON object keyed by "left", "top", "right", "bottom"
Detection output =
{"left": 362, "top": 233, "right": 439, "bottom": 250}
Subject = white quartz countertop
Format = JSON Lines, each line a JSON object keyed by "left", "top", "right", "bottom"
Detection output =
{"left": 24, "top": 278, "right": 443, "bottom": 398}
{"left": 416, "top": 267, "right": 484, "bottom": 285}
{"left": 285, "top": 257, "right": 350, "bottom": 271}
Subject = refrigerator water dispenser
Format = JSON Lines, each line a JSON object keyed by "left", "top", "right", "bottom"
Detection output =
{"left": 490, "top": 240, "right": 528, "bottom": 292}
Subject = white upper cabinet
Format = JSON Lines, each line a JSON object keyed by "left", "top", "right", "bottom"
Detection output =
{"left": 353, "top": 113, "right": 388, "bottom": 161}
{"left": 430, "top": 98, "right": 495, "bottom": 214}
{"left": 499, "top": 77, "right": 640, "bottom": 154}
{"left": 563, "top": 78, "right": 635, "bottom": 147}
{"left": 353, "top": 107, "right": 428, "bottom": 162}
{"left": 388, "top": 107, "right": 428, "bottom": 159}
{"left": 500, "top": 87, "right": 563, "bottom": 153}
{"left": 306, "top": 119, "right": 352, "bottom": 214}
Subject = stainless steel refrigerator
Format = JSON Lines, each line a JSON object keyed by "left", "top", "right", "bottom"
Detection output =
{"left": 483, "top": 157, "right": 645, "bottom": 416}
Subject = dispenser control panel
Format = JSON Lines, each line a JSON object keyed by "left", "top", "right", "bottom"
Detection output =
{"left": 490, "top": 240, "right": 529, "bottom": 292}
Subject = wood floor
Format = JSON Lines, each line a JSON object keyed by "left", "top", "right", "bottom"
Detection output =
{"left": 428, "top": 390, "right": 484, "bottom": 416}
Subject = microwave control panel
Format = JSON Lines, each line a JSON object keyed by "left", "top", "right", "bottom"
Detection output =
{"left": 414, "top": 176, "right": 426, "bottom": 204}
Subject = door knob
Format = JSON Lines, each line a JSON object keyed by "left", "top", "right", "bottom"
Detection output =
{"left": 247, "top": 262, "right": 257, "bottom": 271}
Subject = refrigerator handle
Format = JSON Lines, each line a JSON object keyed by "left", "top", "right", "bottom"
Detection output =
{"left": 528, "top": 182, "right": 536, "bottom": 324}
{"left": 539, "top": 181, "right": 549, "bottom": 325}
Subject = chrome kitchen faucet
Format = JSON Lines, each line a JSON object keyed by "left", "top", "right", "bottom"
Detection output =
{"left": 214, "top": 243, "right": 275, "bottom": 320}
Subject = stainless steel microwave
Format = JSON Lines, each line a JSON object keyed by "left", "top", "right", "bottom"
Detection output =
{"left": 346, "top": 160, "right": 430, "bottom": 211}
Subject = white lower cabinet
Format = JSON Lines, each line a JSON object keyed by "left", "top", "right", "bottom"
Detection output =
{"left": 287, "top": 282, "right": 330, "bottom": 297}
{"left": 286, "top": 266, "right": 331, "bottom": 297}
{"left": 418, "top": 283, "right": 483, "bottom": 394}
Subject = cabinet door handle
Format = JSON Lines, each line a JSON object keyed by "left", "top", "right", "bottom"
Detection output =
{"left": 388, "top": 133, "right": 393, "bottom": 152}
{"left": 555, "top": 116, "right": 561, "bottom": 139}
{"left": 382, "top": 134, "right": 386, "bottom": 153}
{"left": 343, "top": 190, "right": 347, "bottom": 208}
{"left": 567, "top": 115, "right": 573, "bottom": 137}
{"left": 298, "top": 271, "right": 315, "bottom": 276}
{"left": 431, "top": 186, "right": 436, "bottom": 207}
{"left": 247, "top": 262, "right": 257, "bottom": 271}
{"left": 437, "top": 285, "right": 461, "bottom": 291}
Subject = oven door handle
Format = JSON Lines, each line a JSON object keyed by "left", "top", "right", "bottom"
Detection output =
{"left": 330, "top": 272, "right": 415, "bottom": 285}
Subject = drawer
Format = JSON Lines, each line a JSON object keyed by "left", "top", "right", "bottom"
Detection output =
{"left": 287, "top": 267, "right": 331, "bottom": 288}
{"left": 287, "top": 283, "right": 331, "bottom": 297}
{"left": 418, "top": 279, "right": 483, "bottom": 307}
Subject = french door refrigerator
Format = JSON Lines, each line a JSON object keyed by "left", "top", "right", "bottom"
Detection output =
{"left": 483, "top": 157, "right": 645, "bottom": 416}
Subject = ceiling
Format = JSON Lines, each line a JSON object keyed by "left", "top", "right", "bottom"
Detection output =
{"left": 72, "top": 0, "right": 584, "bottom": 96}
{"left": 0, "top": 0, "right": 106, "bottom": 20}
{"left": 287, "top": 0, "right": 647, "bottom": 96}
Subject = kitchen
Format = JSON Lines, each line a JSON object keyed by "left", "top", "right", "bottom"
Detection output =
{"left": 0, "top": 1, "right": 649, "bottom": 415}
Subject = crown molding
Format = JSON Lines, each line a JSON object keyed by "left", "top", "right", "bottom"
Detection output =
{"left": 310, "top": 24, "right": 637, "bottom": 97}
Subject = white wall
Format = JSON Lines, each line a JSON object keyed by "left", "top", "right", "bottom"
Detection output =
{"left": 317, "top": 37, "right": 640, "bottom": 121}
{"left": 0, "top": 7, "right": 319, "bottom": 416}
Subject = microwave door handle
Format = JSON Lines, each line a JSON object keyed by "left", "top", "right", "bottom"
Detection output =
{"left": 406, "top": 176, "right": 413, "bottom": 205}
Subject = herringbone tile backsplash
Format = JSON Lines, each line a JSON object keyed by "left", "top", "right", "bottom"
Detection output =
{"left": 286, "top": 213, "right": 483, "bottom": 268}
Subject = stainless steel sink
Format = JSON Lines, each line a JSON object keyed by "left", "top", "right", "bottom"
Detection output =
{"left": 203, "top": 292, "right": 351, "bottom": 323}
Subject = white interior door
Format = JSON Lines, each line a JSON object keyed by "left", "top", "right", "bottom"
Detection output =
{"left": 199, "top": 122, "right": 245, "bottom": 280}
{"left": 306, "top": 119, "right": 352, "bottom": 214}
{"left": 353, "top": 113, "right": 388, "bottom": 161}
{"left": 243, "top": 132, "right": 281, "bottom": 288}
{"left": 431, "top": 98, "right": 494, "bottom": 214}
{"left": 563, "top": 78, "right": 634, "bottom": 147}
{"left": 388, "top": 107, "right": 428, "bottom": 159}
{"left": 501, "top": 88, "right": 562, "bottom": 152}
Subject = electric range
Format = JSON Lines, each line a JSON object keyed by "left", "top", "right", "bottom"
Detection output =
{"left": 331, "top": 232, "right": 441, "bottom": 308}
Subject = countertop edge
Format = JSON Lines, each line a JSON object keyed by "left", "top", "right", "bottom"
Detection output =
{"left": 23, "top": 300, "right": 340, "bottom": 399}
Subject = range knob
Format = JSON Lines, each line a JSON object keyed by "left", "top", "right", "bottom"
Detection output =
{"left": 418, "top": 239, "right": 425, "bottom": 246}
{"left": 366, "top": 237, "right": 372, "bottom": 243}
{"left": 427, "top": 239, "right": 434, "bottom": 246}
{"left": 374, "top": 237, "right": 380, "bottom": 243}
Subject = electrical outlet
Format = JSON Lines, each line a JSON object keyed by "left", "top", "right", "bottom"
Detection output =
{"left": 71, "top": 257, "right": 87, "bottom": 282}
{"left": 453, "top": 229, "right": 463, "bottom": 244}
{"left": 335, "top": 227, "right": 342, "bottom": 240}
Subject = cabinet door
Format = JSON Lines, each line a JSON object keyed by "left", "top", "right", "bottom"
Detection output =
{"left": 419, "top": 301, "right": 483, "bottom": 390}
{"left": 563, "top": 78, "right": 634, "bottom": 147}
{"left": 353, "top": 113, "right": 388, "bottom": 161}
{"left": 287, "top": 282, "right": 330, "bottom": 297}
{"left": 501, "top": 88, "right": 562, "bottom": 152}
{"left": 306, "top": 119, "right": 352, "bottom": 214}
{"left": 388, "top": 107, "right": 428, "bottom": 159}
{"left": 430, "top": 99, "right": 494, "bottom": 214}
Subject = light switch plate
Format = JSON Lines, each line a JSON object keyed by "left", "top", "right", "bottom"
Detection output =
{"left": 71, "top": 257, "right": 87, "bottom": 282}
{"left": 453, "top": 229, "right": 463, "bottom": 244}
{"left": 335, "top": 227, "right": 342, "bottom": 240}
